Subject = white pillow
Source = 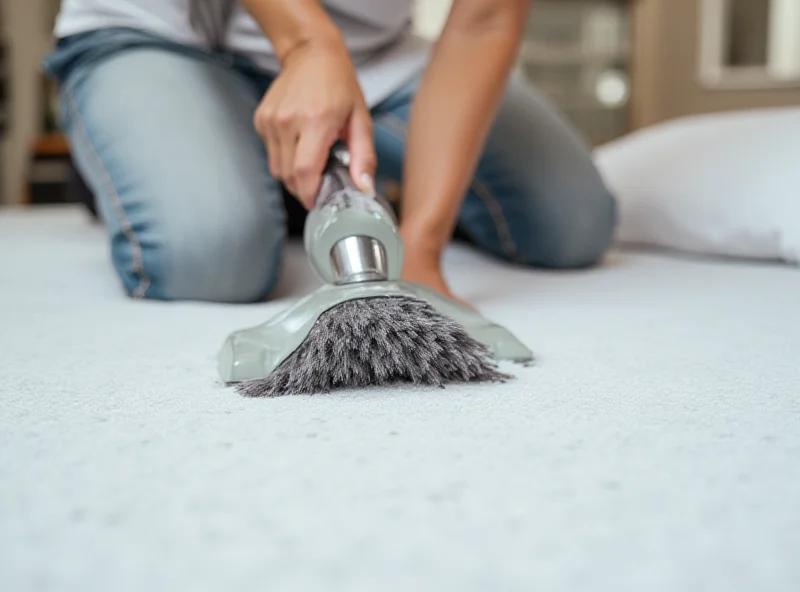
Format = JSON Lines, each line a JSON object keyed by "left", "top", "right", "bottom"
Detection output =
{"left": 593, "top": 106, "right": 800, "bottom": 265}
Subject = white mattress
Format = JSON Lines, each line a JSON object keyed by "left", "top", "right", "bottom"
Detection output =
{"left": 1, "top": 206, "right": 799, "bottom": 592}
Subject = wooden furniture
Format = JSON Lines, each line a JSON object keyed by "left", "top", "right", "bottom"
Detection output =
{"left": 519, "top": 0, "right": 800, "bottom": 140}
{"left": 630, "top": 0, "right": 800, "bottom": 129}
{"left": 517, "top": 0, "right": 634, "bottom": 145}
{"left": 26, "top": 132, "right": 76, "bottom": 205}
{"left": 33, "top": 132, "right": 70, "bottom": 157}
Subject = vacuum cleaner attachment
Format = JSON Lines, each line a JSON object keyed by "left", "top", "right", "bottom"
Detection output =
{"left": 218, "top": 145, "right": 533, "bottom": 396}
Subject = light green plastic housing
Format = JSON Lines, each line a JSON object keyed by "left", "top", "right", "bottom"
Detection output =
{"left": 303, "top": 166, "right": 403, "bottom": 284}
{"left": 217, "top": 280, "right": 534, "bottom": 384}
{"left": 217, "top": 147, "right": 533, "bottom": 384}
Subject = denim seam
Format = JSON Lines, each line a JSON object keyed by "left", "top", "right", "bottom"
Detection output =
{"left": 468, "top": 177, "right": 526, "bottom": 264}
{"left": 379, "top": 112, "right": 524, "bottom": 263}
{"left": 63, "top": 86, "right": 151, "bottom": 298}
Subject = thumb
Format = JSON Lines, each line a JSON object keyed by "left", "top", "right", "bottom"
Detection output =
{"left": 346, "top": 106, "right": 377, "bottom": 194}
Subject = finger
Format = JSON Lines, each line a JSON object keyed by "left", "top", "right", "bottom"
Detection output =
{"left": 265, "top": 133, "right": 281, "bottom": 180}
{"left": 253, "top": 107, "right": 281, "bottom": 178}
{"left": 346, "top": 106, "right": 377, "bottom": 194}
{"left": 294, "top": 125, "right": 338, "bottom": 209}
{"left": 280, "top": 133, "right": 300, "bottom": 196}
{"left": 275, "top": 112, "right": 299, "bottom": 194}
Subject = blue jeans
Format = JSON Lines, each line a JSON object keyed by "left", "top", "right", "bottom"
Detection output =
{"left": 44, "top": 28, "right": 617, "bottom": 303}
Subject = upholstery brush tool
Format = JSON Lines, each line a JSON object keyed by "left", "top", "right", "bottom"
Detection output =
{"left": 217, "top": 145, "right": 533, "bottom": 396}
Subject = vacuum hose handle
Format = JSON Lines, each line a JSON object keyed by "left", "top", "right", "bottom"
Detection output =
{"left": 303, "top": 146, "right": 404, "bottom": 285}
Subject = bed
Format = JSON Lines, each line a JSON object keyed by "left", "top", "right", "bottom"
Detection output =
{"left": 1, "top": 205, "right": 798, "bottom": 591}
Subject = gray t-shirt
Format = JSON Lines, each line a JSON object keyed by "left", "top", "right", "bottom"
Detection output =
{"left": 53, "top": 0, "right": 431, "bottom": 106}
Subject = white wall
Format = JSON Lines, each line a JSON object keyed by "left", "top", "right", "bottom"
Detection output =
{"left": 412, "top": 0, "right": 453, "bottom": 39}
{"left": 2, "top": 0, "right": 55, "bottom": 205}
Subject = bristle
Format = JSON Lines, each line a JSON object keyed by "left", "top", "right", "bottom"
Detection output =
{"left": 235, "top": 296, "right": 512, "bottom": 397}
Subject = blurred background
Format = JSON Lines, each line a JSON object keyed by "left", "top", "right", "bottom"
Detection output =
{"left": 0, "top": 0, "right": 799, "bottom": 207}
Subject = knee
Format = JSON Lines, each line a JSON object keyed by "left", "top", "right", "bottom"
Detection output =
{"left": 522, "top": 185, "right": 618, "bottom": 270}
{"left": 165, "top": 225, "right": 285, "bottom": 303}
{"left": 110, "top": 214, "right": 285, "bottom": 304}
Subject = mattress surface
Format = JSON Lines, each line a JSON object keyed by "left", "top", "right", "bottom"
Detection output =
{"left": 1, "top": 206, "right": 799, "bottom": 592}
